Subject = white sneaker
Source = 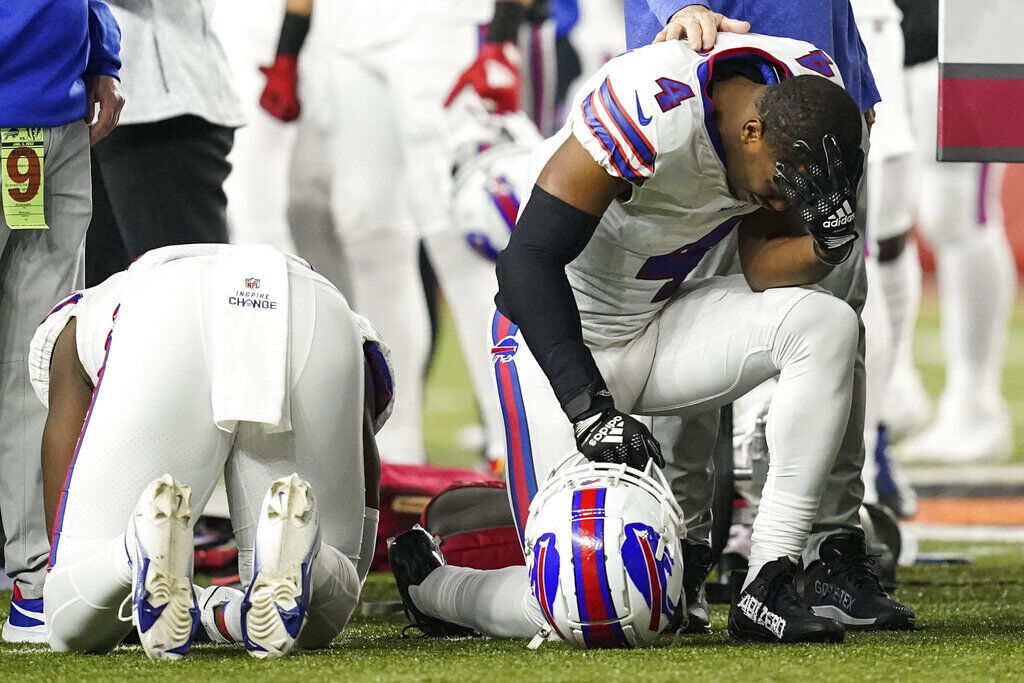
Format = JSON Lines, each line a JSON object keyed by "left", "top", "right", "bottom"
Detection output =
{"left": 241, "top": 474, "right": 320, "bottom": 659}
{"left": 1, "top": 585, "right": 47, "bottom": 643}
{"left": 126, "top": 474, "right": 200, "bottom": 660}
{"left": 895, "top": 401, "right": 1012, "bottom": 463}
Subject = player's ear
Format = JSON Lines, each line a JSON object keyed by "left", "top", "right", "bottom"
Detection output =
{"left": 740, "top": 117, "right": 765, "bottom": 145}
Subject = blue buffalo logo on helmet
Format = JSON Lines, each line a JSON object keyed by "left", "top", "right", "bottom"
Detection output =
{"left": 621, "top": 522, "right": 677, "bottom": 630}
{"left": 529, "top": 532, "right": 564, "bottom": 639}
{"left": 491, "top": 336, "right": 519, "bottom": 363}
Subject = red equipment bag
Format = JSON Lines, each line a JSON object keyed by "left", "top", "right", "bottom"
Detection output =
{"left": 373, "top": 462, "right": 494, "bottom": 572}
{"left": 421, "top": 480, "right": 525, "bottom": 570}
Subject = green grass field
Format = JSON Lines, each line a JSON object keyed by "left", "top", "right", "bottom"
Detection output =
{"left": 3, "top": 541, "right": 1024, "bottom": 680}
{"left": 5, "top": 293, "right": 1024, "bottom": 678}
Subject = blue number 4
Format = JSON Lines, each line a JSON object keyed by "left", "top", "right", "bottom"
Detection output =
{"left": 654, "top": 77, "right": 695, "bottom": 112}
{"left": 636, "top": 217, "right": 740, "bottom": 302}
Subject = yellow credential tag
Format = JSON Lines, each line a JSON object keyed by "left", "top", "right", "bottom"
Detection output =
{"left": 1, "top": 127, "right": 48, "bottom": 230}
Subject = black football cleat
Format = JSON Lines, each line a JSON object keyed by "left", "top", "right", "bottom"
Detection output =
{"left": 388, "top": 526, "right": 476, "bottom": 638}
{"left": 728, "top": 557, "right": 845, "bottom": 644}
{"left": 679, "top": 542, "right": 713, "bottom": 633}
{"left": 801, "top": 533, "right": 916, "bottom": 631}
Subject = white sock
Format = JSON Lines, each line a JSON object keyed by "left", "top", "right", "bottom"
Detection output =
{"left": 44, "top": 534, "right": 133, "bottom": 653}
{"left": 747, "top": 293, "right": 858, "bottom": 587}
{"left": 409, "top": 565, "right": 540, "bottom": 638}
{"left": 937, "top": 225, "right": 1017, "bottom": 410}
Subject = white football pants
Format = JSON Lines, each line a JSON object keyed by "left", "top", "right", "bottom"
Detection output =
{"left": 411, "top": 277, "right": 858, "bottom": 635}
{"left": 496, "top": 277, "right": 856, "bottom": 578}
{"left": 45, "top": 261, "right": 368, "bottom": 652}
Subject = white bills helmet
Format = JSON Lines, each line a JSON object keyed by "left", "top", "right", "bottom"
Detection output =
{"left": 448, "top": 90, "right": 541, "bottom": 262}
{"left": 523, "top": 453, "right": 686, "bottom": 649}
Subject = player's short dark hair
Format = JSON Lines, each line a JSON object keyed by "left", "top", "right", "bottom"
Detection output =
{"left": 755, "top": 75, "right": 862, "bottom": 172}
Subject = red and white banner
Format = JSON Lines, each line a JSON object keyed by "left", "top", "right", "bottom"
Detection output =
{"left": 938, "top": 0, "right": 1024, "bottom": 161}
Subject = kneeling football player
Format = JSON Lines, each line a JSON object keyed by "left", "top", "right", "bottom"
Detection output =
{"left": 390, "top": 31, "right": 914, "bottom": 645}
{"left": 35, "top": 244, "right": 391, "bottom": 659}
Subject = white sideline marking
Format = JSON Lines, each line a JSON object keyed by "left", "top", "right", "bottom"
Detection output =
{"left": 904, "top": 523, "right": 1024, "bottom": 543}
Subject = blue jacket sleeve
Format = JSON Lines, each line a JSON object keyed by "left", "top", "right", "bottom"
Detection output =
{"left": 648, "top": 0, "right": 708, "bottom": 25}
{"left": 85, "top": 0, "right": 122, "bottom": 79}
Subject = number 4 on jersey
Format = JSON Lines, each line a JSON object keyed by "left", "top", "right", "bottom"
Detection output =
{"left": 636, "top": 217, "right": 740, "bottom": 302}
{"left": 654, "top": 78, "right": 695, "bottom": 113}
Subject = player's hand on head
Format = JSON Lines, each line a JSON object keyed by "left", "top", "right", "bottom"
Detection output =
{"left": 84, "top": 75, "right": 124, "bottom": 146}
{"left": 573, "top": 409, "right": 665, "bottom": 470}
{"left": 259, "top": 55, "right": 301, "bottom": 122}
{"left": 655, "top": 5, "right": 750, "bottom": 52}
{"left": 445, "top": 42, "right": 521, "bottom": 114}
{"left": 773, "top": 135, "right": 864, "bottom": 263}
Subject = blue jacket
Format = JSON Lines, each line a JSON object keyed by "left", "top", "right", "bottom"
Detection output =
{"left": 622, "top": 0, "right": 879, "bottom": 112}
{"left": 0, "top": 0, "right": 121, "bottom": 127}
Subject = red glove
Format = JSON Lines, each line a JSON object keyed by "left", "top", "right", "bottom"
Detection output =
{"left": 445, "top": 42, "right": 521, "bottom": 113}
{"left": 259, "top": 54, "right": 300, "bottom": 122}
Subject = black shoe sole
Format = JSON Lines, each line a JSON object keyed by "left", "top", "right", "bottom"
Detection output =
{"left": 728, "top": 618, "right": 845, "bottom": 644}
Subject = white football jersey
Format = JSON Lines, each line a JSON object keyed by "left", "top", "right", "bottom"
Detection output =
{"left": 543, "top": 33, "right": 847, "bottom": 344}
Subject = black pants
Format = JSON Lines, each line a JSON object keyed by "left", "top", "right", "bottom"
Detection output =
{"left": 85, "top": 115, "right": 235, "bottom": 286}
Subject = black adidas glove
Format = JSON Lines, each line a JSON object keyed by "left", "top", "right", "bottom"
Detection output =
{"left": 774, "top": 135, "right": 865, "bottom": 264}
{"left": 573, "top": 409, "right": 665, "bottom": 470}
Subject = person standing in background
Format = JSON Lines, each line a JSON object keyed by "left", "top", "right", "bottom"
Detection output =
{"left": 85, "top": 0, "right": 244, "bottom": 287}
{"left": 889, "top": 0, "right": 1017, "bottom": 463}
{"left": 0, "top": 0, "right": 123, "bottom": 643}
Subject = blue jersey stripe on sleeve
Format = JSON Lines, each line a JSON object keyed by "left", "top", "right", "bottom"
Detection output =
{"left": 598, "top": 78, "right": 656, "bottom": 171}
{"left": 581, "top": 92, "right": 644, "bottom": 183}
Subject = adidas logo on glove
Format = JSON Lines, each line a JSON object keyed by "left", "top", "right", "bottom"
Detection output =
{"left": 587, "top": 415, "right": 625, "bottom": 447}
{"left": 824, "top": 200, "right": 855, "bottom": 228}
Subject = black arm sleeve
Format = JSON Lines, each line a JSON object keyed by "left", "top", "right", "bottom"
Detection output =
{"left": 495, "top": 186, "right": 614, "bottom": 421}
{"left": 485, "top": 1, "right": 528, "bottom": 43}
{"left": 276, "top": 11, "right": 311, "bottom": 56}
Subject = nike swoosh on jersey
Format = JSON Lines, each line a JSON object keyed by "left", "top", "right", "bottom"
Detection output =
{"left": 635, "top": 92, "right": 652, "bottom": 126}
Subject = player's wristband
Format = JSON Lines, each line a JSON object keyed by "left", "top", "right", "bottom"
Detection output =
{"left": 486, "top": 1, "right": 527, "bottom": 43}
{"left": 813, "top": 240, "right": 855, "bottom": 266}
{"left": 563, "top": 379, "right": 616, "bottom": 423}
{"left": 276, "top": 11, "right": 311, "bottom": 56}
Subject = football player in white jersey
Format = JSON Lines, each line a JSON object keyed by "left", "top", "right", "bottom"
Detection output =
{"left": 249, "top": 0, "right": 493, "bottom": 465}
{"left": 36, "top": 244, "right": 390, "bottom": 659}
{"left": 391, "top": 33, "right": 913, "bottom": 645}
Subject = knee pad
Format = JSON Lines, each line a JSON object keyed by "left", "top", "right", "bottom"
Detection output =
{"left": 778, "top": 291, "right": 859, "bottom": 368}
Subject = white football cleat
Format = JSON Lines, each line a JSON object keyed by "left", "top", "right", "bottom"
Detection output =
{"left": 881, "top": 360, "right": 932, "bottom": 443}
{"left": 895, "top": 399, "right": 1012, "bottom": 463}
{"left": 241, "top": 474, "right": 320, "bottom": 659}
{"left": 127, "top": 474, "right": 200, "bottom": 660}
